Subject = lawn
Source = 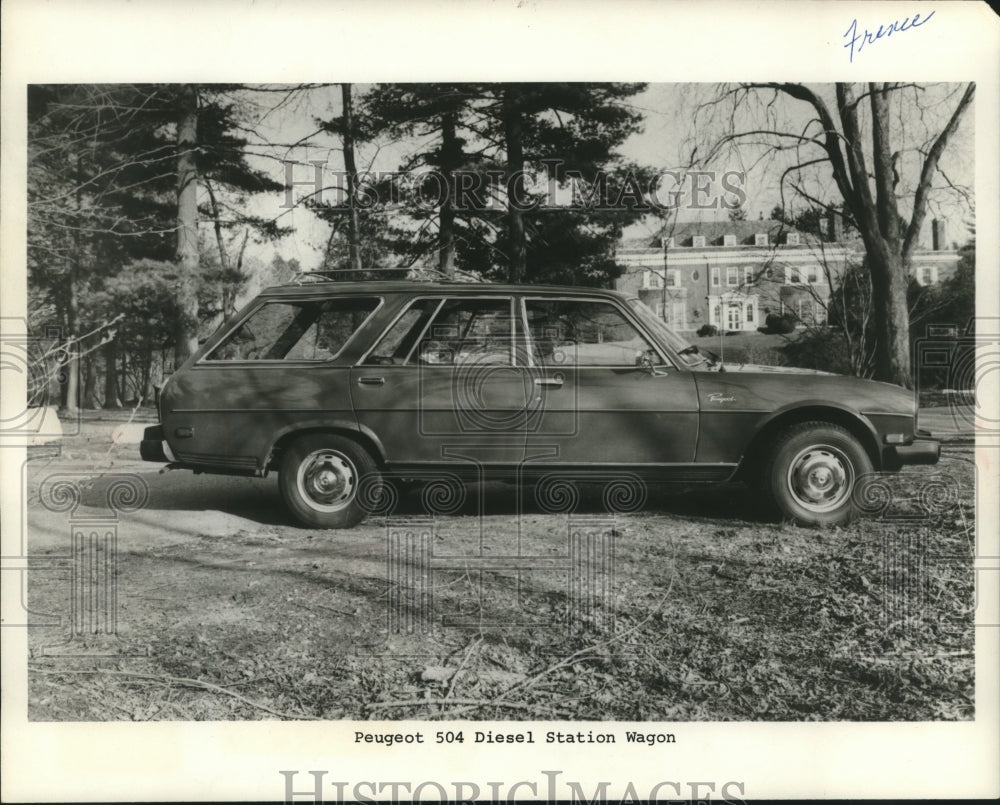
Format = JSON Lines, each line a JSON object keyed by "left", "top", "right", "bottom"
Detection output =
{"left": 688, "top": 330, "right": 795, "bottom": 367}
{"left": 25, "top": 413, "right": 975, "bottom": 722}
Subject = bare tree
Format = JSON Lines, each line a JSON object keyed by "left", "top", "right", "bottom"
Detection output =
{"left": 696, "top": 82, "right": 974, "bottom": 387}
{"left": 173, "top": 84, "right": 201, "bottom": 368}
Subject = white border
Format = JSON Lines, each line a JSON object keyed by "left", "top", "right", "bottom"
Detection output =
{"left": 2, "top": 1, "right": 998, "bottom": 801}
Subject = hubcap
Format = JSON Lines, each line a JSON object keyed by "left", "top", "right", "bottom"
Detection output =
{"left": 786, "top": 445, "right": 852, "bottom": 513}
{"left": 297, "top": 450, "right": 357, "bottom": 512}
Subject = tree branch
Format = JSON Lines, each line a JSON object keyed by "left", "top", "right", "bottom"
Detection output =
{"left": 903, "top": 83, "right": 975, "bottom": 260}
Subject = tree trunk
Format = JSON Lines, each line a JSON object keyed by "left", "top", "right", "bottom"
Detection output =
{"left": 173, "top": 84, "right": 201, "bottom": 369}
{"left": 142, "top": 348, "right": 154, "bottom": 403}
{"left": 59, "top": 258, "right": 81, "bottom": 416}
{"left": 82, "top": 349, "right": 100, "bottom": 409}
{"left": 502, "top": 87, "right": 527, "bottom": 283}
{"left": 118, "top": 350, "right": 127, "bottom": 403}
{"left": 341, "top": 83, "right": 363, "bottom": 274}
{"left": 438, "top": 108, "right": 458, "bottom": 278}
{"left": 60, "top": 156, "right": 84, "bottom": 415}
{"left": 869, "top": 249, "right": 912, "bottom": 388}
{"left": 103, "top": 340, "right": 119, "bottom": 409}
{"left": 866, "top": 84, "right": 910, "bottom": 387}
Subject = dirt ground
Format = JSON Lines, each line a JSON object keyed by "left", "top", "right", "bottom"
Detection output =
{"left": 23, "top": 409, "right": 976, "bottom": 721}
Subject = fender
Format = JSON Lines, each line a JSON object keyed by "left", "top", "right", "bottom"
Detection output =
{"left": 262, "top": 417, "right": 388, "bottom": 467}
{"left": 740, "top": 399, "right": 883, "bottom": 469}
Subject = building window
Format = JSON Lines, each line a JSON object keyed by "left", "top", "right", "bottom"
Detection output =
{"left": 723, "top": 234, "right": 737, "bottom": 246}
{"left": 746, "top": 303, "right": 754, "bottom": 323}
{"left": 786, "top": 232, "right": 800, "bottom": 246}
{"left": 645, "top": 270, "right": 663, "bottom": 290}
{"left": 711, "top": 268, "right": 721, "bottom": 287}
{"left": 806, "top": 267, "right": 819, "bottom": 284}
{"left": 755, "top": 233, "right": 769, "bottom": 246}
{"left": 692, "top": 235, "right": 706, "bottom": 248}
{"left": 665, "top": 270, "right": 680, "bottom": 288}
{"left": 744, "top": 266, "right": 754, "bottom": 285}
{"left": 713, "top": 304, "right": 721, "bottom": 324}
{"left": 787, "top": 267, "right": 802, "bottom": 284}
{"left": 661, "top": 236, "right": 675, "bottom": 249}
{"left": 920, "top": 266, "right": 936, "bottom": 285}
{"left": 727, "top": 267, "right": 739, "bottom": 286}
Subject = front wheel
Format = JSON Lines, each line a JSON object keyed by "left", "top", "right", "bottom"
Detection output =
{"left": 761, "top": 422, "right": 873, "bottom": 527}
{"left": 278, "top": 433, "right": 378, "bottom": 528}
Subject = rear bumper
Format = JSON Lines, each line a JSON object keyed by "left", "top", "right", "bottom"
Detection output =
{"left": 884, "top": 433, "right": 940, "bottom": 470}
{"left": 140, "top": 425, "right": 170, "bottom": 462}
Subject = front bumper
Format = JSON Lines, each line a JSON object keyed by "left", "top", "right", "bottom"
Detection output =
{"left": 883, "top": 432, "right": 940, "bottom": 470}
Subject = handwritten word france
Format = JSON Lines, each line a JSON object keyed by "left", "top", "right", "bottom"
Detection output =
{"left": 843, "top": 11, "right": 935, "bottom": 63}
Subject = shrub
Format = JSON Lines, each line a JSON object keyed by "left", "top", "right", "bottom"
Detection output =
{"left": 763, "top": 312, "right": 797, "bottom": 335}
{"left": 780, "top": 328, "right": 854, "bottom": 374}
{"left": 696, "top": 323, "right": 718, "bottom": 337}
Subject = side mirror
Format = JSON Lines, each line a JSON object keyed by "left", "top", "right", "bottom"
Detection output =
{"left": 638, "top": 348, "right": 659, "bottom": 374}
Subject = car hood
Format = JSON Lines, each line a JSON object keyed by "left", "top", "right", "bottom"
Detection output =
{"left": 715, "top": 362, "right": 835, "bottom": 375}
{"left": 691, "top": 366, "right": 916, "bottom": 416}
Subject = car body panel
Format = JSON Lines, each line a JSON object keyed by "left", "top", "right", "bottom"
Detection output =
{"left": 690, "top": 371, "right": 915, "bottom": 464}
{"left": 161, "top": 363, "right": 358, "bottom": 471}
{"left": 147, "top": 279, "right": 936, "bottom": 488}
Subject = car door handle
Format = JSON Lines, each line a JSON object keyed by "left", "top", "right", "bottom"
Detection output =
{"left": 357, "top": 376, "right": 385, "bottom": 386}
{"left": 534, "top": 377, "right": 564, "bottom": 387}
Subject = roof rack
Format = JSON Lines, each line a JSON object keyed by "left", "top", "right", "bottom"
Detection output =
{"left": 291, "top": 267, "right": 487, "bottom": 285}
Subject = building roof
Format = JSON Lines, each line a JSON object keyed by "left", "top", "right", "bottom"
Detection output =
{"left": 621, "top": 219, "right": 828, "bottom": 251}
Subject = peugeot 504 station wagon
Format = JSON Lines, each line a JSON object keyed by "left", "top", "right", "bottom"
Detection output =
{"left": 140, "top": 276, "right": 940, "bottom": 528}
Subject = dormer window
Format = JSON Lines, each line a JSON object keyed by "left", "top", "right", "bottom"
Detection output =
{"left": 754, "top": 233, "right": 769, "bottom": 247}
{"left": 661, "top": 236, "right": 675, "bottom": 249}
{"left": 691, "top": 235, "right": 706, "bottom": 248}
{"left": 786, "top": 232, "right": 800, "bottom": 246}
{"left": 723, "top": 234, "right": 737, "bottom": 247}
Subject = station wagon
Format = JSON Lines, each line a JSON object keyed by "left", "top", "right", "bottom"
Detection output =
{"left": 140, "top": 276, "right": 940, "bottom": 527}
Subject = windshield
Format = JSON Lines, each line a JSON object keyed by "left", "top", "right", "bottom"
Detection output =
{"left": 627, "top": 298, "right": 710, "bottom": 368}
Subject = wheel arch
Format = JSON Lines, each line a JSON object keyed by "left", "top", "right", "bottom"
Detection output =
{"left": 265, "top": 423, "right": 386, "bottom": 472}
{"left": 736, "top": 404, "right": 882, "bottom": 479}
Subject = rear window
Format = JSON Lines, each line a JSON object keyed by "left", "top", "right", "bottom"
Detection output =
{"left": 204, "top": 297, "right": 380, "bottom": 362}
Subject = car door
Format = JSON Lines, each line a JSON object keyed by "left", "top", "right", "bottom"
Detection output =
{"left": 351, "top": 295, "right": 532, "bottom": 470}
{"left": 519, "top": 296, "right": 701, "bottom": 476}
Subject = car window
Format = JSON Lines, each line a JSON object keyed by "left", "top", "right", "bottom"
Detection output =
{"left": 363, "top": 298, "right": 442, "bottom": 365}
{"left": 205, "top": 297, "right": 379, "bottom": 361}
{"left": 416, "top": 298, "right": 514, "bottom": 366}
{"left": 524, "top": 299, "right": 657, "bottom": 367}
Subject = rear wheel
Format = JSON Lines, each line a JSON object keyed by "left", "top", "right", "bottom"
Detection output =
{"left": 761, "top": 422, "right": 873, "bottom": 526}
{"left": 278, "top": 433, "right": 377, "bottom": 528}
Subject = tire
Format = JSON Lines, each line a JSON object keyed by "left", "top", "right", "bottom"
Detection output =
{"left": 760, "top": 421, "right": 873, "bottom": 527}
{"left": 278, "top": 433, "right": 378, "bottom": 528}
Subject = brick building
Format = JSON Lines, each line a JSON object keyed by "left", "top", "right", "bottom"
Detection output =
{"left": 614, "top": 217, "right": 960, "bottom": 334}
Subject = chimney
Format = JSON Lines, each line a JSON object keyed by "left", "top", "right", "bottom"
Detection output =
{"left": 826, "top": 211, "right": 844, "bottom": 242}
{"left": 932, "top": 218, "right": 947, "bottom": 251}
